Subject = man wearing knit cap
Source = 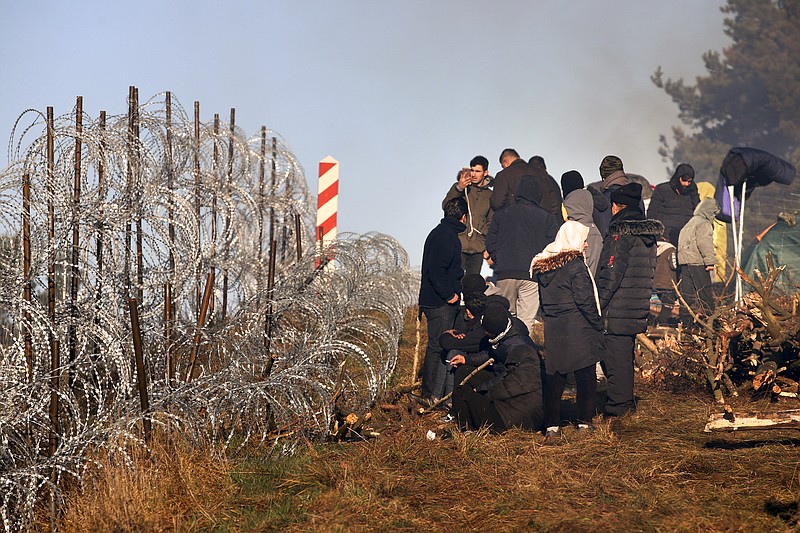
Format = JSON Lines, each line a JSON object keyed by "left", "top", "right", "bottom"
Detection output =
{"left": 587, "top": 155, "right": 643, "bottom": 237}
{"left": 647, "top": 163, "right": 700, "bottom": 246}
{"left": 596, "top": 182, "right": 662, "bottom": 416}
{"left": 561, "top": 169, "right": 610, "bottom": 230}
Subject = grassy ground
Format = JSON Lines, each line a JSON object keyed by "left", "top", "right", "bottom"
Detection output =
{"left": 59, "top": 310, "right": 800, "bottom": 531}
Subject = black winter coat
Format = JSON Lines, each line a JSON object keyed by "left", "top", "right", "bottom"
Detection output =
{"left": 647, "top": 175, "right": 700, "bottom": 246}
{"left": 440, "top": 311, "right": 490, "bottom": 354}
{"left": 596, "top": 208, "right": 662, "bottom": 335}
{"left": 532, "top": 250, "right": 603, "bottom": 374}
{"left": 490, "top": 159, "right": 562, "bottom": 217}
{"left": 418, "top": 217, "right": 465, "bottom": 308}
{"left": 486, "top": 343, "right": 544, "bottom": 431}
{"left": 469, "top": 323, "right": 543, "bottom": 431}
{"left": 485, "top": 179, "right": 559, "bottom": 280}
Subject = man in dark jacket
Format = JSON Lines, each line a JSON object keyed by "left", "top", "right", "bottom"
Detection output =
{"left": 587, "top": 155, "right": 644, "bottom": 237}
{"left": 418, "top": 197, "right": 468, "bottom": 402}
{"left": 529, "top": 155, "right": 564, "bottom": 219}
{"left": 490, "top": 149, "right": 562, "bottom": 217}
{"left": 449, "top": 303, "right": 544, "bottom": 432}
{"left": 442, "top": 155, "right": 494, "bottom": 275}
{"left": 484, "top": 175, "right": 560, "bottom": 334}
{"left": 647, "top": 163, "right": 700, "bottom": 246}
{"left": 596, "top": 183, "right": 662, "bottom": 416}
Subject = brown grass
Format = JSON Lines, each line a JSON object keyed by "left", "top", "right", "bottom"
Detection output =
{"left": 58, "top": 434, "right": 236, "bottom": 532}
{"left": 58, "top": 308, "right": 800, "bottom": 531}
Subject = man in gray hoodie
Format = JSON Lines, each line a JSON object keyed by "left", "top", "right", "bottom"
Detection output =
{"left": 677, "top": 198, "right": 719, "bottom": 323}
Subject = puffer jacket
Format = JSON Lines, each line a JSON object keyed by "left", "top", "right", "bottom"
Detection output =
{"left": 563, "top": 189, "right": 603, "bottom": 275}
{"left": 442, "top": 177, "right": 494, "bottom": 254}
{"left": 485, "top": 176, "right": 560, "bottom": 280}
{"left": 677, "top": 198, "right": 718, "bottom": 266}
{"left": 596, "top": 208, "right": 662, "bottom": 335}
{"left": 532, "top": 250, "right": 603, "bottom": 374}
{"left": 647, "top": 167, "right": 700, "bottom": 246}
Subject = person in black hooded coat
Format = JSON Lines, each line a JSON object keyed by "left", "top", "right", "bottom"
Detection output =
{"left": 646, "top": 163, "right": 700, "bottom": 246}
{"left": 596, "top": 183, "right": 662, "bottom": 416}
{"left": 449, "top": 303, "right": 543, "bottom": 432}
{"left": 531, "top": 221, "right": 604, "bottom": 432}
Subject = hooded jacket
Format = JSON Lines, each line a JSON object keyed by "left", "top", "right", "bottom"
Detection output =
{"left": 442, "top": 177, "right": 494, "bottom": 254}
{"left": 647, "top": 164, "right": 700, "bottom": 246}
{"left": 531, "top": 246, "right": 603, "bottom": 375}
{"left": 418, "top": 216, "right": 466, "bottom": 308}
{"left": 677, "top": 198, "right": 718, "bottom": 267}
{"left": 472, "top": 318, "right": 543, "bottom": 431}
{"left": 588, "top": 170, "right": 641, "bottom": 237}
{"left": 485, "top": 176, "right": 560, "bottom": 280}
{"left": 596, "top": 207, "right": 662, "bottom": 335}
{"left": 563, "top": 189, "right": 603, "bottom": 275}
{"left": 490, "top": 158, "right": 562, "bottom": 217}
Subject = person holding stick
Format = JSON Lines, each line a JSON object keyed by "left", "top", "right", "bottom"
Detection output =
{"left": 448, "top": 303, "right": 543, "bottom": 432}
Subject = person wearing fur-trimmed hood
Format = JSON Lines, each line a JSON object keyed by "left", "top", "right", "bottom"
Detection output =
{"left": 531, "top": 221, "right": 604, "bottom": 436}
{"left": 596, "top": 183, "right": 661, "bottom": 416}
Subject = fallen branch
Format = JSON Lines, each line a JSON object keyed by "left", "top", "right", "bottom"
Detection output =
{"left": 704, "top": 409, "right": 800, "bottom": 432}
{"left": 421, "top": 358, "right": 495, "bottom": 414}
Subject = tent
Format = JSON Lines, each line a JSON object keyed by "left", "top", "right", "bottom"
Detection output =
{"left": 740, "top": 215, "right": 800, "bottom": 294}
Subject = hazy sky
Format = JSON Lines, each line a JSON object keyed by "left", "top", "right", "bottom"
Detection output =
{"left": 0, "top": 1, "right": 730, "bottom": 266}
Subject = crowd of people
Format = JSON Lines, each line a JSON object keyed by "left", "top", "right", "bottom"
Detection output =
{"left": 416, "top": 150, "right": 719, "bottom": 438}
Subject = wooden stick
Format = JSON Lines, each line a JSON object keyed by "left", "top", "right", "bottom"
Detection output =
{"left": 422, "top": 358, "right": 495, "bottom": 413}
{"left": 411, "top": 312, "right": 421, "bottom": 385}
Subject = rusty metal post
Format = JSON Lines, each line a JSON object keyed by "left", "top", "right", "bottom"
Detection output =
{"left": 165, "top": 92, "right": 175, "bottom": 383}
{"left": 263, "top": 239, "right": 277, "bottom": 377}
{"left": 295, "top": 213, "right": 303, "bottom": 261}
{"left": 209, "top": 113, "right": 219, "bottom": 320}
{"left": 270, "top": 136, "right": 277, "bottom": 247}
{"left": 128, "top": 298, "right": 151, "bottom": 443}
{"left": 221, "top": 109, "right": 234, "bottom": 321}
{"left": 125, "top": 86, "right": 134, "bottom": 297}
{"left": 186, "top": 271, "right": 215, "bottom": 382}
{"left": 134, "top": 87, "right": 143, "bottom": 304}
{"left": 22, "top": 172, "right": 32, "bottom": 381}
{"left": 194, "top": 101, "right": 201, "bottom": 317}
{"left": 68, "top": 96, "right": 82, "bottom": 389}
{"left": 47, "top": 106, "right": 60, "bottom": 458}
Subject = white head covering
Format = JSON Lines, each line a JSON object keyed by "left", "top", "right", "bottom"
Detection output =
{"left": 530, "top": 220, "right": 601, "bottom": 315}
{"left": 532, "top": 220, "right": 589, "bottom": 264}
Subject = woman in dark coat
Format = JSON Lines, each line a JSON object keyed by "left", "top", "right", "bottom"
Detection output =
{"left": 448, "top": 303, "right": 543, "bottom": 432}
{"left": 646, "top": 163, "right": 700, "bottom": 246}
{"left": 530, "top": 221, "right": 603, "bottom": 436}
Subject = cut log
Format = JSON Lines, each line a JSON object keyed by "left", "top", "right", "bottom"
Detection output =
{"left": 704, "top": 409, "right": 800, "bottom": 432}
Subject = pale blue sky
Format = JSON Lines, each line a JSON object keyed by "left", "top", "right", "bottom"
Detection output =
{"left": 0, "top": 1, "right": 730, "bottom": 266}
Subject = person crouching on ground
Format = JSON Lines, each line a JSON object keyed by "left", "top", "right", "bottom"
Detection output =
{"left": 596, "top": 183, "right": 661, "bottom": 417}
{"left": 448, "top": 303, "right": 543, "bottom": 432}
{"left": 530, "top": 221, "right": 603, "bottom": 437}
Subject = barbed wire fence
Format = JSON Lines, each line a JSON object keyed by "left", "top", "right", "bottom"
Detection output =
{"left": 0, "top": 88, "right": 416, "bottom": 531}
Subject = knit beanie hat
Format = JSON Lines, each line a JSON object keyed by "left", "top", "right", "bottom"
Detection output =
{"left": 600, "top": 155, "right": 624, "bottom": 179}
{"left": 486, "top": 294, "right": 511, "bottom": 310}
{"left": 461, "top": 274, "right": 487, "bottom": 297}
{"left": 481, "top": 302, "right": 511, "bottom": 337}
{"left": 610, "top": 182, "right": 642, "bottom": 206}
{"left": 560, "top": 170, "right": 585, "bottom": 199}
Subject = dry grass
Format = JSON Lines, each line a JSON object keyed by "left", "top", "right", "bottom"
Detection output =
{"left": 58, "top": 309, "right": 800, "bottom": 531}
{"left": 58, "top": 434, "right": 236, "bottom": 532}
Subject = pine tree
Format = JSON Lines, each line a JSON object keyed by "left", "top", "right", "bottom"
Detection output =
{"left": 653, "top": 0, "right": 800, "bottom": 242}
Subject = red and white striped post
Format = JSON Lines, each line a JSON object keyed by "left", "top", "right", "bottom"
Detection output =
{"left": 316, "top": 156, "right": 339, "bottom": 269}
